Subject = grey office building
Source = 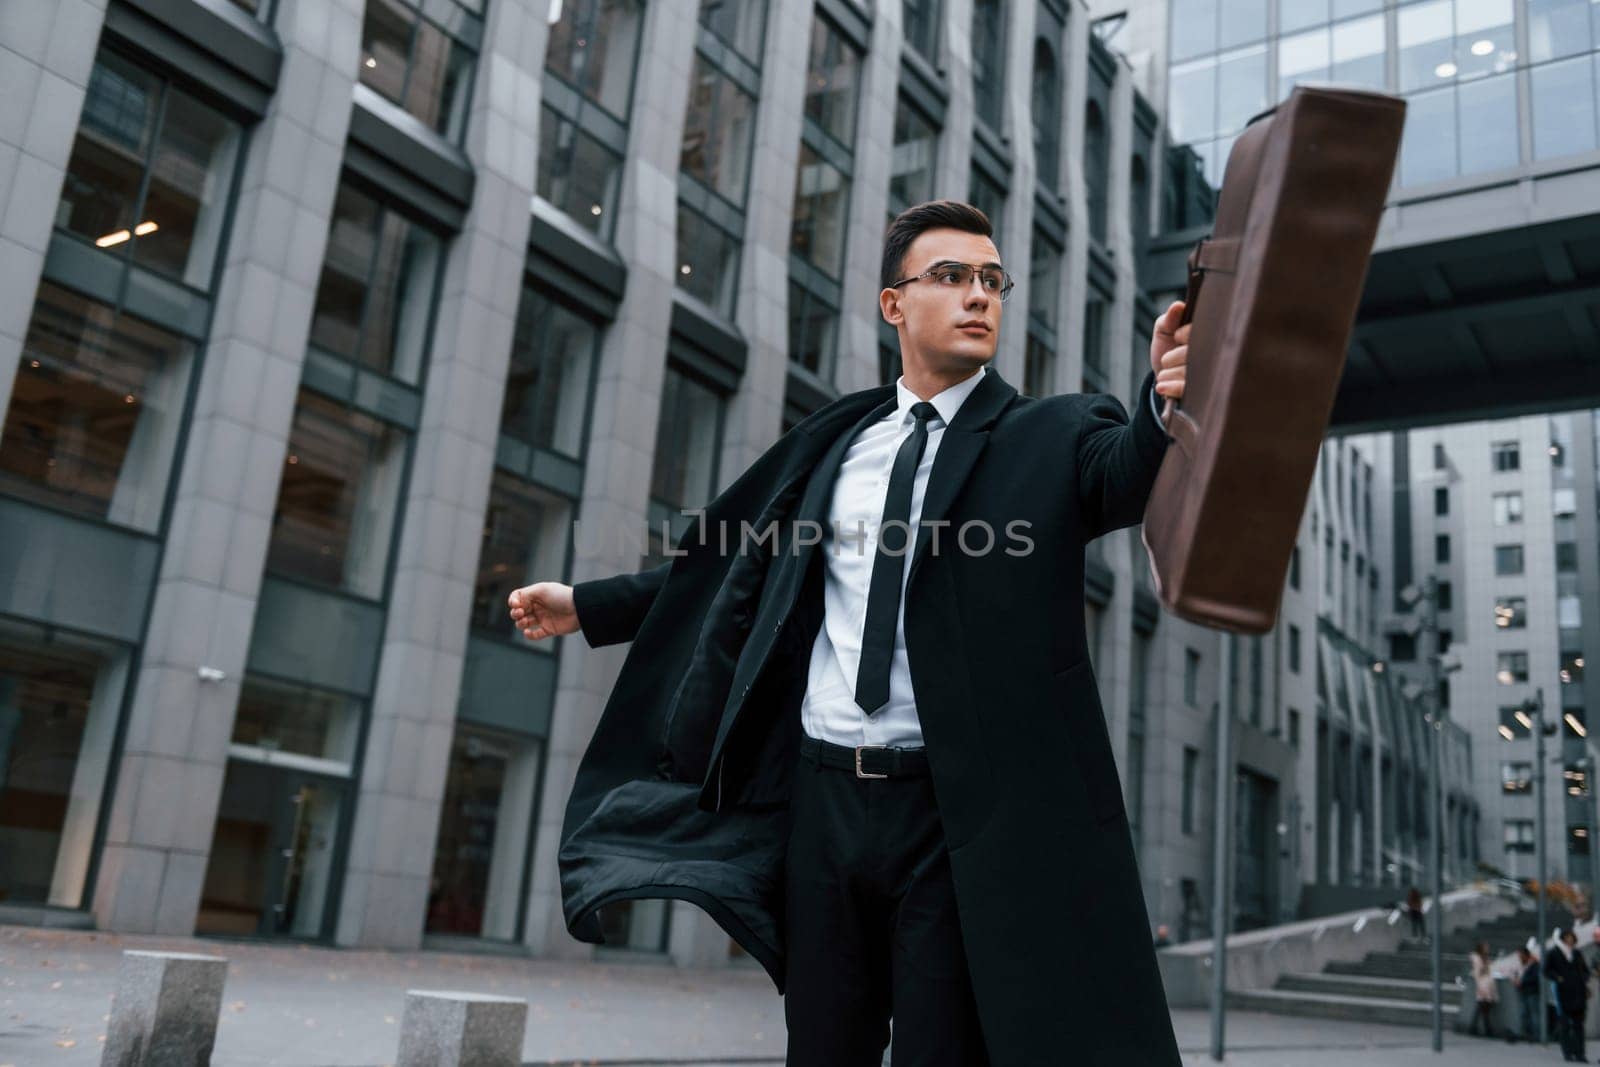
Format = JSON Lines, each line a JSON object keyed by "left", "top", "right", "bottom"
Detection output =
{"left": 0, "top": 0, "right": 1588, "bottom": 973}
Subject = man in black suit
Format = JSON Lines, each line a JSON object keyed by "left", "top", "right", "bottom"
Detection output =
{"left": 509, "top": 201, "right": 1189, "bottom": 1066}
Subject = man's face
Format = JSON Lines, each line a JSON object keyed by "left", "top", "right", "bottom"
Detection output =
{"left": 881, "top": 228, "right": 1005, "bottom": 374}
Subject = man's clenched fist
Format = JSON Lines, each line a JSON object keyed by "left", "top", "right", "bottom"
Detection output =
{"left": 508, "top": 582, "right": 580, "bottom": 642}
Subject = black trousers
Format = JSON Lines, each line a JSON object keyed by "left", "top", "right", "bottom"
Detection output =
{"left": 782, "top": 747, "right": 989, "bottom": 1067}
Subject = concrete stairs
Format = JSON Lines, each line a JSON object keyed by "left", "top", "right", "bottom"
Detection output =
{"left": 1226, "top": 906, "right": 1573, "bottom": 1027}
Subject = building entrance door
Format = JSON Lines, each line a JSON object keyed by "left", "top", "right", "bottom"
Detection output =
{"left": 197, "top": 758, "right": 346, "bottom": 939}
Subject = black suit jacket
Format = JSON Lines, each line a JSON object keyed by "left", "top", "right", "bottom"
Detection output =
{"left": 558, "top": 366, "right": 1180, "bottom": 1066}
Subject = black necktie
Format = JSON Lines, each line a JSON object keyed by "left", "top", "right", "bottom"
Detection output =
{"left": 855, "top": 401, "right": 940, "bottom": 715}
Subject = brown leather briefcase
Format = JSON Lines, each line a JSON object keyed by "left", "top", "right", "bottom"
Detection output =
{"left": 1141, "top": 85, "right": 1405, "bottom": 634}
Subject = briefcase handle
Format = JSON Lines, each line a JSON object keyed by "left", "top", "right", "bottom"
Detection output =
{"left": 1163, "top": 233, "right": 1238, "bottom": 456}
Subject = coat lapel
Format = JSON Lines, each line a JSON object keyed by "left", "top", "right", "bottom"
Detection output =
{"left": 906, "top": 367, "right": 1018, "bottom": 590}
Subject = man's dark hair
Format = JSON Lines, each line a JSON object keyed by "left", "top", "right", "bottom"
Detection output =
{"left": 880, "top": 199, "right": 993, "bottom": 291}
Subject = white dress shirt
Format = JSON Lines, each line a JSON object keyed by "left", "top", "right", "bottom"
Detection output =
{"left": 800, "top": 365, "right": 990, "bottom": 749}
{"left": 800, "top": 366, "right": 1168, "bottom": 750}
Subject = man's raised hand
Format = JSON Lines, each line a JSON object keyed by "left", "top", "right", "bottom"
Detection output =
{"left": 508, "top": 582, "right": 580, "bottom": 642}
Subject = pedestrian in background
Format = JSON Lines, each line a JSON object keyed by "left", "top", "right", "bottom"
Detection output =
{"left": 1546, "top": 928, "right": 1592, "bottom": 1061}
{"left": 1404, "top": 885, "right": 1425, "bottom": 941}
{"left": 1511, "top": 946, "right": 1541, "bottom": 1044}
{"left": 1466, "top": 940, "right": 1499, "bottom": 1038}
{"left": 1153, "top": 924, "right": 1172, "bottom": 948}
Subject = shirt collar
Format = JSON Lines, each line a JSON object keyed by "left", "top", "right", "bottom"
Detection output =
{"left": 892, "top": 364, "right": 988, "bottom": 428}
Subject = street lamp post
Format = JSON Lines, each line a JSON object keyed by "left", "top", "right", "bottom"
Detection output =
{"left": 1209, "top": 633, "right": 1236, "bottom": 1063}
{"left": 1527, "top": 688, "right": 1552, "bottom": 1045}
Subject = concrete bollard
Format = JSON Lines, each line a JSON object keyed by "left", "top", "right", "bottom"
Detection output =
{"left": 101, "top": 950, "right": 228, "bottom": 1067}
{"left": 396, "top": 990, "right": 528, "bottom": 1067}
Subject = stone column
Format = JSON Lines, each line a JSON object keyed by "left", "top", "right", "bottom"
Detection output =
{"left": 334, "top": 0, "right": 549, "bottom": 950}
{"left": 0, "top": 0, "right": 106, "bottom": 422}
{"left": 523, "top": 0, "right": 700, "bottom": 958}
{"left": 92, "top": 0, "right": 363, "bottom": 934}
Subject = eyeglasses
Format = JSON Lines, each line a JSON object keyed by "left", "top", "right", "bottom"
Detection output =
{"left": 889, "top": 261, "right": 1015, "bottom": 301}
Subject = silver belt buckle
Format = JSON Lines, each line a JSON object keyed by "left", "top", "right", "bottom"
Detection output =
{"left": 855, "top": 744, "right": 890, "bottom": 779}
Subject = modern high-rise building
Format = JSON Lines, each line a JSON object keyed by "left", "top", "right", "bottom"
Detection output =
{"left": 0, "top": 0, "right": 1583, "bottom": 976}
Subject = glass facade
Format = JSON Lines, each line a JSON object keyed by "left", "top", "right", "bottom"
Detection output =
{"left": 62, "top": 51, "right": 242, "bottom": 290}
{"left": 1168, "top": 0, "right": 1600, "bottom": 185}
{"left": 426, "top": 724, "right": 542, "bottom": 941}
{"left": 309, "top": 178, "right": 444, "bottom": 385}
{"left": 357, "top": 0, "right": 478, "bottom": 142}
{"left": 265, "top": 389, "right": 409, "bottom": 600}
{"left": 788, "top": 14, "right": 863, "bottom": 382}
{"left": 888, "top": 95, "right": 939, "bottom": 219}
{"left": 540, "top": 0, "right": 644, "bottom": 238}
{"left": 973, "top": 0, "right": 1008, "bottom": 129}
{"left": 0, "top": 621, "right": 129, "bottom": 909}
{"left": 0, "top": 285, "right": 196, "bottom": 533}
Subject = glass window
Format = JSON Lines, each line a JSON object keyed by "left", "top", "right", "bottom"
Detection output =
{"left": 1277, "top": 30, "right": 1329, "bottom": 101}
{"left": 1435, "top": 532, "right": 1451, "bottom": 561}
{"left": 1398, "top": 0, "right": 1455, "bottom": 92}
{"left": 1494, "top": 595, "right": 1528, "bottom": 629}
{"left": 1492, "top": 490, "right": 1523, "bottom": 524}
{"left": 1501, "top": 761, "right": 1534, "bottom": 792}
{"left": 1029, "top": 235, "right": 1062, "bottom": 334}
{"left": 972, "top": 0, "right": 1007, "bottom": 129}
{"left": 1434, "top": 485, "right": 1449, "bottom": 514}
{"left": 1172, "top": 0, "right": 1221, "bottom": 61}
{"left": 680, "top": 54, "right": 758, "bottom": 207}
{"left": 230, "top": 674, "right": 362, "bottom": 767}
{"left": 544, "top": 0, "right": 644, "bottom": 118}
{"left": 1505, "top": 818, "right": 1535, "bottom": 852}
{"left": 788, "top": 282, "right": 839, "bottom": 378}
{"left": 1221, "top": 0, "right": 1270, "bottom": 47}
{"left": 1185, "top": 648, "right": 1201, "bottom": 705}
{"left": 1495, "top": 543, "right": 1525, "bottom": 574}
{"left": 537, "top": 107, "right": 625, "bottom": 238}
{"left": 1556, "top": 541, "right": 1578, "bottom": 571}
{"left": 1497, "top": 651, "right": 1529, "bottom": 684}
{"left": 1491, "top": 440, "right": 1520, "bottom": 469}
{"left": 1083, "top": 297, "right": 1108, "bottom": 373}
{"left": 1168, "top": 57, "right": 1218, "bottom": 144}
{"left": 426, "top": 724, "right": 543, "bottom": 940}
{"left": 1033, "top": 39, "right": 1062, "bottom": 192}
{"left": 804, "top": 18, "right": 862, "bottom": 148}
{"left": 791, "top": 144, "right": 851, "bottom": 279}
{"left": 358, "top": 0, "right": 477, "bottom": 141}
{"left": 59, "top": 51, "right": 241, "bottom": 290}
{"left": 650, "top": 365, "right": 724, "bottom": 515}
{"left": 1289, "top": 624, "right": 1302, "bottom": 671}
{"left": 503, "top": 287, "right": 598, "bottom": 459}
{"left": 1181, "top": 746, "right": 1199, "bottom": 833}
{"left": 1528, "top": 0, "right": 1598, "bottom": 61}
{"left": 1328, "top": 15, "right": 1386, "bottom": 90}
{"left": 1562, "top": 650, "right": 1585, "bottom": 685}
{"left": 0, "top": 284, "right": 195, "bottom": 532}
{"left": 675, "top": 204, "right": 741, "bottom": 316}
{"left": 265, "top": 389, "right": 408, "bottom": 599}
{"left": 1455, "top": 0, "right": 1516, "bottom": 80}
{"left": 1281, "top": 0, "right": 1331, "bottom": 35}
{"left": 1024, "top": 333, "right": 1056, "bottom": 397}
{"left": 700, "top": 0, "right": 769, "bottom": 64}
{"left": 1531, "top": 55, "right": 1599, "bottom": 160}
{"left": 0, "top": 621, "right": 129, "bottom": 908}
{"left": 889, "top": 96, "right": 938, "bottom": 218}
{"left": 904, "top": 0, "right": 942, "bottom": 61}
{"left": 309, "top": 179, "right": 443, "bottom": 384}
{"left": 968, "top": 165, "right": 1006, "bottom": 236}
{"left": 1085, "top": 101, "right": 1111, "bottom": 243}
{"left": 1500, "top": 703, "right": 1533, "bottom": 737}
{"left": 471, "top": 471, "right": 573, "bottom": 637}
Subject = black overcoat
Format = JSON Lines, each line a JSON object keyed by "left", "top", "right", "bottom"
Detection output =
{"left": 558, "top": 365, "right": 1182, "bottom": 1065}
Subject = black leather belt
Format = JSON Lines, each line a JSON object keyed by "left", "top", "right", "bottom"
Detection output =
{"left": 801, "top": 735, "right": 931, "bottom": 779}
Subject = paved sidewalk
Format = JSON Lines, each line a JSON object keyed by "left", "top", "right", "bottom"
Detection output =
{"left": 0, "top": 925, "right": 1566, "bottom": 1065}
